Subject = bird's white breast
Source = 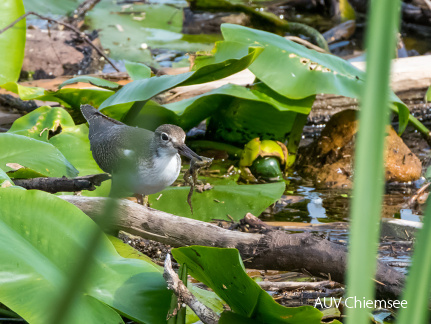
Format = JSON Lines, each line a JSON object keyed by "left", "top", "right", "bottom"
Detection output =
{"left": 135, "top": 153, "right": 181, "bottom": 195}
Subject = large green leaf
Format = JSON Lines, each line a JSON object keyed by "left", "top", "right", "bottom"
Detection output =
{"left": 8, "top": 106, "right": 75, "bottom": 141}
{"left": 108, "top": 236, "right": 225, "bottom": 323}
{"left": 99, "top": 46, "right": 263, "bottom": 111}
{"left": 125, "top": 61, "right": 152, "bottom": 80}
{"left": 216, "top": 25, "right": 364, "bottom": 99}
{"left": 0, "top": 133, "right": 78, "bottom": 178}
{"left": 2, "top": 82, "right": 58, "bottom": 101}
{"left": 164, "top": 83, "right": 313, "bottom": 131}
{"left": 148, "top": 182, "right": 285, "bottom": 222}
{"left": 0, "top": 0, "right": 26, "bottom": 84}
{"left": 105, "top": 83, "right": 313, "bottom": 145}
{"left": 0, "top": 168, "right": 13, "bottom": 186}
{"left": 58, "top": 76, "right": 121, "bottom": 91}
{"left": 2, "top": 82, "right": 114, "bottom": 109}
{"left": 196, "top": 24, "right": 410, "bottom": 133}
{"left": 8, "top": 107, "right": 110, "bottom": 196}
{"left": 123, "top": 100, "right": 178, "bottom": 131}
{"left": 0, "top": 188, "right": 171, "bottom": 323}
{"left": 172, "top": 246, "right": 325, "bottom": 323}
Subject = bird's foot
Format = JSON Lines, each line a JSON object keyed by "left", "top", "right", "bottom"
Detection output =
{"left": 133, "top": 193, "right": 149, "bottom": 207}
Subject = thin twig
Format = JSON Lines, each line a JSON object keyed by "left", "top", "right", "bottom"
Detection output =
{"left": 0, "top": 11, "right": 119, "bottom": 72}
{"left": 163, "top": 254, "right": 219, "bottom": 324}
{"left": 285, "top": 36, "right": 328, "bottom": 53}
{"left": 66, "top": 0, "right": 102, "bottom": 25}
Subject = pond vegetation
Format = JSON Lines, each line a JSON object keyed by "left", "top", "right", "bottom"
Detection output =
{"left": 0, "top": 0, "right": 431, "bottom": 323}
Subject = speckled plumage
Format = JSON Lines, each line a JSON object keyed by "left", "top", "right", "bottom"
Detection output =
{"left": 81, "top": 105, "right": 191, "bottom": 196}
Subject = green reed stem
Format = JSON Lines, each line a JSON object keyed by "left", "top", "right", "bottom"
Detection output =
{"left": 345, "top": 1, "right": 401, "bottom": 324}
{"left": 396, "top": 201, "right": 431, "bottom": 323}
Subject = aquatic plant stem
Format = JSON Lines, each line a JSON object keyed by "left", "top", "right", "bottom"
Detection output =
{"left": 346, "top": 1, "right": 401, "bottom": 324}
{"left": 396, "top": 197, "right": 431, "bottom": 323}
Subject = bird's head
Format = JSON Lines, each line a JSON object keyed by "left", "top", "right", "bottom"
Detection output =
{"left": 154, "top": 124, "right": 202, "bottom": 160}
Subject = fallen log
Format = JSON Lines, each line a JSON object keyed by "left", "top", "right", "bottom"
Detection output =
{"left": 60, "top": 195, "right": 405, "bottom": 300}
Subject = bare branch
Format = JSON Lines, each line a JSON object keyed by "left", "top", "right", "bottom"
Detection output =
{"left": 163, "top": 254, "right": 219, "bottom": 324}
{"left": 257, "top": 280, "right": 343, "bottom": 291}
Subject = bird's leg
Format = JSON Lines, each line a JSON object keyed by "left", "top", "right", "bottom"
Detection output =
{"left": 133, "top": 193, "right": 144, "bottom": 205}
{"left": 133, "top": 193, "right": 149, "bottom": 206}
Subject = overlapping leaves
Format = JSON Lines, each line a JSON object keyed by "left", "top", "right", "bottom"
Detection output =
{"left": 7, "top": 106, "right": 110, "bottom": 196}
{"left": 172, "top": 246, "right": 340, "bottom": 323}
{"left": 0, "top": 188, "right": 171, "bottom": 323}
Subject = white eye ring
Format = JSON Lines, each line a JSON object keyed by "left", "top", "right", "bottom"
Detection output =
{"left": 161, "top": 133, "right": 169, "bottom": 141}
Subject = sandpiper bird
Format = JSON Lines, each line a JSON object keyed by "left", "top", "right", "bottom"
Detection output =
{"left": 80, "top": 105, "right": 202, "bottom": 202}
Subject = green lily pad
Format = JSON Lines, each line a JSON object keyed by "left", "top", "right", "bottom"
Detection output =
{"left": 2, "top": 82, "right": 114, "bottom": 110}
{"left": 86, "top": 1, "right": 220, "bottom": 63}
{"left": 8, "top": 106, "right": 75, "bottom": 141}
{"left": 0, "top": 133, "right": 78, "bottom": 178}
{"left": 22, "top": 0, "right": 78, "bottom": 15}
{"left": 148, "top": 182, "right": 285, "bottom": 222}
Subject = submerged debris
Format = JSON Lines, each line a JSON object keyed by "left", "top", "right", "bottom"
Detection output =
{"left": 184, "top": 156, "right": 213, "bottom": 213}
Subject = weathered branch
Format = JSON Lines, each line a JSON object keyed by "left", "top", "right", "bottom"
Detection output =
{"left": 257, "top": 280, "right": 343, "bottom": 291}
{"left": 0, "top": 11, "right": 119, "bottom": 72}
{"left": 163, "top": 254, "right": 219, "bottom": 324}
{"left": 14, "top": 174, "right": 110, "bottom": 193}
{"left": 60, "top": 196, "right": 405, "bottom": 300}
{"left": 0, "top": 94, "right": 38, "bottom": 113}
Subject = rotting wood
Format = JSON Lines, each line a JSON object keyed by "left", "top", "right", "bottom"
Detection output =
{"left": 59, "top": 195, "right": 406, "bottom": 300}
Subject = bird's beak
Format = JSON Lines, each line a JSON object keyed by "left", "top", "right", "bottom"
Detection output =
{"left": 177, "top": 144, "right": 202, "bottom": 161}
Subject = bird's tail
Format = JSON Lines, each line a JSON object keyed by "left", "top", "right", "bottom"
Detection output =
{"left": 80, "top": 104, "right": 124, "bottom": 125}
{"left": 80, "top": 105, "right": 99, "bottom": 121}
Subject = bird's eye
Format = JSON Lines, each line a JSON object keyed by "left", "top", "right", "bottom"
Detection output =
{"left": 161, "top": 133, "right": 169, "bottom": 141}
